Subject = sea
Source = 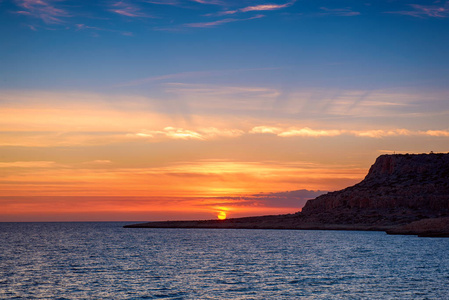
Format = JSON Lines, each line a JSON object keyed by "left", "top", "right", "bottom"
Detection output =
{"left": 1, "top": 222, "right": 448, "bottom": 299}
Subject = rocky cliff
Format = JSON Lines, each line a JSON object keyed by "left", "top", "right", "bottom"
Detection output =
{"left": 125, "top": 153, "right": 449, "bottom": 236}
{"left": 301, "top": 153, "right": 449, "bottom": 226}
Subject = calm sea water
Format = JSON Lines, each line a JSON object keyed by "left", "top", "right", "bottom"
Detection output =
{"left": 1, "top": 222, "right": 448, "bottom": 299}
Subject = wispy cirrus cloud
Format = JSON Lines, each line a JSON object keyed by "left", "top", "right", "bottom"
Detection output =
{"left": 424, "top": 129, "right": 449, "bottom": 137}
{"left": 250, "top": 126, "right": 449, "bottom": 138}
{"left": 240, "top": 0, "right": 296, "bottom": 12}
{"left": 190, "top": 0, "right": 224, "bottom": 5}
{"left": 142, "top": 0, "right": 224, "bottom": 8}
{"left": 251, "top": 126, "right": 344, "bottom": 137}
{"left": 319, "top": 7, "right": 360, "bottom": 17}
{"left": 133, "top": 127, "right": 244, "bottom": 140}
{"left": 249, "top": 126, "right": 282, "bottom": 134}
{"left": 0, "top": 161, "right": 57, "bottom": 168}
{"left": 185, "top": 17, "right": 239, "bottom": 27}
{"left": 143, "top": 0, "right": 182, "bottom": 5}
{"left": 2, "top": 89, "right": 448, "bottom": 148}
{"left": 109, "top": 1, "right": 152, "bottom": 18}
{"left": 279, "top": 128, "right": 342, "bottom": 137}
{"left": 134, "top": 127, "right": 204, "bottom": 140}
{"left": 14, "top": 0, "right": 70, "bottom": 24}
{"left": 353, "top": 129, "right": 449, "bottom": 138}
{"left": 117, "top": 67, "right": 280, "bottom": 87}
{"left": 387, "top": 2, "right": 449, "bottom": 18}
{"left": 6, "top": 125, "right": 447, "bottom": 148}
{"left": 185, "top": 14, "right": 264, "bottom": 27}
{"left": 163, "top": 83, "right": 281, "bottom": 109}
{"left": 352, "top": 129, "right": 412, "bottom": 138}
{"left": 0, "top": 159, "right": 363, "bottom": 213}
{"left": 75, "top": 23, "right": 133, "bottom": 36}
{"left": 211, "top": 0, "right": 296, "bottom": 16}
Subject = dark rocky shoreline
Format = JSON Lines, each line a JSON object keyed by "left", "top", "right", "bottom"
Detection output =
{"left": 125, "top": 153, "right": 449, "bottom": 237}
{"left": 123, "top": 214, "right": 394, "bottom": 232}
{"left": 123, "top": 214, "right": 449, "bottom": 237}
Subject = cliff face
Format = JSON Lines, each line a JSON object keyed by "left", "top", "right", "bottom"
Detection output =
{"left": 301, "top": 153, "right": 449, "bottom": 224}
{"left": 125, "top": 153, "right": 449, "bottom": 237}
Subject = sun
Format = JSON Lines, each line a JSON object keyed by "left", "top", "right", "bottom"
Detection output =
{"left": 217, "top": 211, "right": 227, "bottom": 220}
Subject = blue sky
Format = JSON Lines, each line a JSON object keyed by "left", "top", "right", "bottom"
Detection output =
{"left": 2, "top": 0, "right": 449, "bottom": 92}
{"left": 1, "top": 0, "right": 449, "bottom": 221}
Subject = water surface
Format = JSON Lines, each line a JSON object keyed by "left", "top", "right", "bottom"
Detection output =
{"left": 1, "top": 222, "right": 448, "bottom": 299}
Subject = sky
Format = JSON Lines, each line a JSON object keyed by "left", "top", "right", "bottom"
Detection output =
{"left": 1, "top": 0, "right": 449, "bottom": 221}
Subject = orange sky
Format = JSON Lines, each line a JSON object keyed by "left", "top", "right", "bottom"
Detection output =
{"left": 2, "top": 0, "right": 449, "bottom": 222}
{"left": 1, "top": 89, "right": 448, "bottom": 221}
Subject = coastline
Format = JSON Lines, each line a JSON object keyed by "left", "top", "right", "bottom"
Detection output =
{"left": 123, "top": 215, "right": 449, "bottom": 237}
{"left": 124, "top": 154, "right": 449, "bottom": 238}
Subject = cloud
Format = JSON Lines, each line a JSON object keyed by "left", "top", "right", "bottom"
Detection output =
{"left": 133, "top": 126, "right": 244, "bottom": 140}
{"left": 144, "top": 0, "right": 182, "bottom": 5}
{"left": 118, "top": 67, "right": 280, "bottom": 87}
{"left": 2, "top": 89, "right": 449, "bottom": 149}
{"left": 354, "top": 129, "right": 449, "bottom": 138}
{"left": 0, "top": 90, "right": 179, "bottom": 144}
{"left": 249, "top": 126, "right": 282, "bottom": 134}
{"left": 319, "top": 7, "right": 360, "bottom": 17}
{"left": 251, "top": 126, "right": 345, "bottom": 137}
{"left": 190, "top": 0, "right": 223, "bottom": 5}
{"left": 387, "top": 3, "right": 449, "bottom": 18}
{"left": 0, "top": 131, "right": 138, "bottom": 147}
{"left": 3, "top": 126, "right": 448, "bottom": 148}
{"left": 13, "top": 0, "right": 149, "bottom": 33}
{"left": 278, "top": 127, "right": 342, "bottom": 137}
{"left": 424, "top": 130, "right": 449, "bottom": 137}
{"left": 199, "top": 127, "right": 245, "bottom": 138}
{"left": 0, "top": 157, "right": 365, "bottom": 202}
{"left": 76, "top": 24, "right": 100, "bottom": 31}
{"left": 250, "top": 126, "right": 449, "bottom": 139}
{"left": 240, "top": 0, "right": 296, "bottom": 12}
{"left": 156, "top": 127, "right": 204, "bottom": 140}
{"left": 0, "top": 161, "right": 57, "bottom": 168}
{"left": 160, "top": 82, "right": 280, "bottom": 114}
{"left": 274, "top": 88, "right": 449, "bottom": 120}
{"left": 250, "top": 189, "right": 328, "bottom": 209}
{"left": 352, "top": 129, "right": 412, "bottom": 138}
{"left": 14, "top": 0, "right": 69, "bottom": 24}
{"left": 83, "top": 160, "right": 112, "bottom": 165}
{"left": 186, "top": 18, "right": 236, "bottom": 27}
{"left": 75, "top": 23, "right": 133, "bottom": 36}
{"left": 132, "top": 159, "right": 365, "bottom": 194}
{"left": 185, "top": 14, "right": 264, "bottom": 28}
{"left": 165, "top": 82, "right": 280, "bottom": 98}
{"left": 109, "top": 1, "right": 152, "bottom": 18}
{"left": 199, "top": 188, "right": 328, "bottom": 209}
{"left": 212, "top": 0, "right": 296, "bottom": 16}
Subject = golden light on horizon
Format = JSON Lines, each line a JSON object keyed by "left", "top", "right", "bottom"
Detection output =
{"left": 217, "top": 211, "right": 227, "bottom": 220}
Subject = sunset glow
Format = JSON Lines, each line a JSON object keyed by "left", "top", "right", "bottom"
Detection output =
{"left": 1, "top": 0, "right": 448, "bottom": 221}
{"left": 217, "top": 211, "right": 227, "bottom": 220}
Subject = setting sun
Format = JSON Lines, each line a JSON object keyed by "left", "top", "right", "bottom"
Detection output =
{"left": 217, "top": 211, "right": 227, "bottom": 220}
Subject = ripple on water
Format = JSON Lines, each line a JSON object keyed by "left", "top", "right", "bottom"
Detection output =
{"left": 0, "top": 223, "right": 448, "bottom": 299}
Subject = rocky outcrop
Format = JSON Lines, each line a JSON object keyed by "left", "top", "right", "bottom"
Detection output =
{"left": 301, "top": 153, "right": 449, "bottom": 224}
{"left": 386, "top": 217, "right": 449, "bottom": 237}
{"left": 126, "top": 153, "right": 449, "bottom": 237}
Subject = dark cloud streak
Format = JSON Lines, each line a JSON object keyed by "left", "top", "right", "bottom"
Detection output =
{"left": 199, "top": 189, "right": 328, "bottom": 209}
